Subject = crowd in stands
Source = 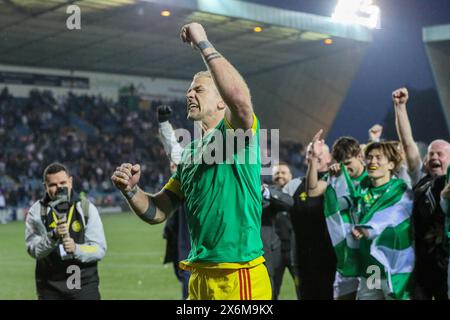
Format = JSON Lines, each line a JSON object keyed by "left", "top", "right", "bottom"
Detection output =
{"left": 0, "top": 87, "right": 307, "bottom": 210}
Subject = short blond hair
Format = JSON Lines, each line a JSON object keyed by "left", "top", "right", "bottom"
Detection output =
{"left": 193, "top": 70, "right": 212, "bottom": 80}
{"left": 192, "top": 70, "right": 220, "bottom": 97}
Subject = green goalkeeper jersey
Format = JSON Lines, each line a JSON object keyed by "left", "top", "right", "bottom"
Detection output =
{"left": 164, "top": 114, "right": 263, "bottom": 263}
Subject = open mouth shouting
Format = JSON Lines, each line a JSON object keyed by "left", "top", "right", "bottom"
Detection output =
{"left": 187, "top": 101, "right": 199, "bottom": 112}
{"left": 428, "top": 161, "right": 442, "bottom": 173}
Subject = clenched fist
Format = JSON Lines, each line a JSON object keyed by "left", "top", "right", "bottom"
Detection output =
{"left": 369, "top": 124, "right": 383, "bottom": 142}
{"left": 392, "top": 88, "right": 408, "bottom": 107}
{"left": 352, "top": 226, "right": 369, "bottom": 240}
{"left": 157, "top": 105, "right": 172, "bottom": 123}
{"left": 180, "top": 22, "right": 208, "bottom": 48}
{"left": 111, "top": 163, "right": 141, "bottom": 193}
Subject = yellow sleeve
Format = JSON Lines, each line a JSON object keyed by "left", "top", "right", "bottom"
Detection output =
{"left": 163, "top": 177, "right": 184, "bottom": 199}
{"left": 224, "top": 113, "right": 258, "bottom": 135}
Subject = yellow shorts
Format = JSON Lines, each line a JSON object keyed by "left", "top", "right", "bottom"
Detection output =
{"left": 187, "top": 263, "right": 272, "bottom": 300}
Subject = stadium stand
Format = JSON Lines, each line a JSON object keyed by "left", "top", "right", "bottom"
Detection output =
{"left": 0, "top": 87, "right": 308, "bottom": 218}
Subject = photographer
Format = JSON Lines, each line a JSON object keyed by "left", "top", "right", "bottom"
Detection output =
{"left": 25, "top": 163, "right": 107, "bottom": 300}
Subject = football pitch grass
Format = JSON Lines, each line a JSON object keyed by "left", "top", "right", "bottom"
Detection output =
{"left": 0, "top": 212, "right": 297, "bottom": 300}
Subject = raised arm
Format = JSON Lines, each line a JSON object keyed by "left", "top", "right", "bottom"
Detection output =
{"left": 157, "top": 105, "right": 183, "bottom": 165}
{"left": 368, "top": 124, "right": 383, "bottom": 143}
{"left": 306, "top": 129, "right": 328, "bottom": 197}
{"left": 180, "top": 23, "right": 253, "bottom": 130}
{"left": 392, "top": 88, "right": 421, "bottom": 172}
{"left": 111, "top": 163, "right": 180, "bottom": 224}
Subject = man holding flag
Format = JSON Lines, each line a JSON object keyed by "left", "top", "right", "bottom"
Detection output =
{"left": 306, "top": 134, "right": 368, "bottom": 300}
{"left": 309, "top": 133, "right": 414, "bottom": 299}
{"left": 351, "top": 141, "right": 414, "bottom": 299}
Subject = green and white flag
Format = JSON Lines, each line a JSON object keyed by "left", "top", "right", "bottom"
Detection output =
{"left": 357, "top": 178, "right": 414, "bottom": 300}
{"left": 324, "top": 167, "right": 367, "bottom": 278}
{"left": 324, "top": 166, "right": 415, "bottom": 300}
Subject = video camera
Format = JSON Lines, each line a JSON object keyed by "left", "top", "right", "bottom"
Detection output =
{"left": 49, "top": 187, "right": 71, "bottom": 217}
{"left": 48, "top": 187, "right": 74, "bottom": 260}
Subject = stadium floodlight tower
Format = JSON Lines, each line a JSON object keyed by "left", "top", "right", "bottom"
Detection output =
{"left": 332, "top": 0, "right": 381, "bottom": 29}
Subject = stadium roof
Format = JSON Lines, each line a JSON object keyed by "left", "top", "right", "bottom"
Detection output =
{"left": 0, "top": 0, "right": 373, "bottom": 142}
{"left": 423, "top": 24, "right": 450, "bottom": 135}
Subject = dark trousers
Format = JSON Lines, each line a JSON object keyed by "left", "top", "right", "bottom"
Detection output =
{"left": 298, "top": 269, "right": 335, "bottom": 300}
{"left": 412, "top": 260, "right": 448, "bottom": 300}
{"left": 264, "top": 246, "right": 281, "bottom": 300}
{"left": 38, "top": 286, "right": 100, "bottom": 300}
{"left": 273, "top": 250, "right": 299, "bottom": 300}
{"left": 173, "top": 263, "right": 191, "bottom": 300}
{"left": 297, "top": 254, "right": 336, "bottom": 300}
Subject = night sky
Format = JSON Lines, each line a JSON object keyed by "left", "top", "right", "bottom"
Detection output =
{"left": 240, "top": 0, "right": 450, "bottom": 143}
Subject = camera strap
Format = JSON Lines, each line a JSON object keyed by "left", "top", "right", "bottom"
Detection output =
{"left": 41, "top": 200, "right": 90, "bottom": 228}
{"left": 80, "top": 198, "right": 90, "bottom": 226}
